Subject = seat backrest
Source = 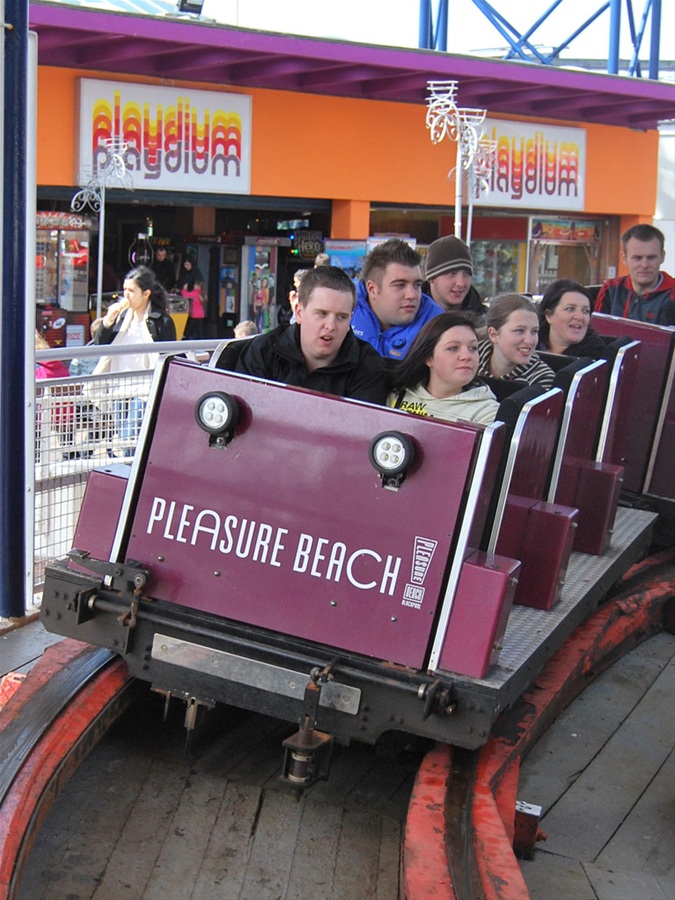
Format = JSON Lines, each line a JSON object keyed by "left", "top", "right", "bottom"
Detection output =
{"left": 592, "top": 313, "right": 673, "bottom": 491}
{"left": 483, "top": 385, "right": 561, "bottom": 553}
{"left": 208, "top": 338, "right": 246, "bottom": 369}
{"left": 595, "top": 340, "right": 641, "bottom": 472}
{"left": 537, "top": 350, "right": 577, "bottom": 372}
{"left": 643, "top": 340, "right": 675, "bottom": 501}
{"left": 552, "top": 356, "right": 595, "bottom": 394}
{"left": 599, "top": 334, "right": 634, "bottom": 363}
{"left": 482, "top": 376, "right": 533, "bottom": 404}
{"left": 547, "top": 359, "right": 610, "bottom": 504}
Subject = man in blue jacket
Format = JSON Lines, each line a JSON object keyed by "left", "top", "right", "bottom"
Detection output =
{"left": 352, "top": 239, "right": 443, "bottom": 360}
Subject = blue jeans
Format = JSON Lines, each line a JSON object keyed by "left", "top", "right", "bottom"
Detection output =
{"left": 113, "top": 398, "right": 146, "bottom": 456}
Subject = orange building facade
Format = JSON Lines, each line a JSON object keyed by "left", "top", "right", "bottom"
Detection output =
{"left": 35, "top": 63, "right": 661, "bottom": 308}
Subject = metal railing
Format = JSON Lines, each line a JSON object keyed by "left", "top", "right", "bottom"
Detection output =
{"left": 31, "top": 339, "right": 223, "bottom": 600}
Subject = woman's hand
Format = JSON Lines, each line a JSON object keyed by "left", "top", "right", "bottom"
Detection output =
{"left": 103, "top": 297, "right": 129, "bottom": 328}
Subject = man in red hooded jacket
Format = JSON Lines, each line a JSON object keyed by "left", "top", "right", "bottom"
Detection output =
{"left": 595, "top": 224, "right": 675, "bottom": 326}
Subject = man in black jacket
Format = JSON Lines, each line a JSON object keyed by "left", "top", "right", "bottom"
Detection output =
{"left": 423, "top": 235, "right": 487, "bottom": 321}
{"left": 215, "top": 266, "right": 388, "bottom": 405}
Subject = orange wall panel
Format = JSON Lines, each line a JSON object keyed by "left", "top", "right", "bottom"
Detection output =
{"left": 583, "top": 123, "right": 659, "bottom": 215}
{"left": 37, "top": 67, "right": 660, "bottom": 221}
{"left": 37, "top": 68, "right": 78, "bottom": 184}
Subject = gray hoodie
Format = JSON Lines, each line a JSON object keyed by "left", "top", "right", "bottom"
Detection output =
{"left": 387, "top": 382, "right": 498, "bottom": 426}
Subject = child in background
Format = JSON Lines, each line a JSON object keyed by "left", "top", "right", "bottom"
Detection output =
{"left": 35, "top": 330, "right": 74, "bottom": 444}
{"left": 233, "top": 320, "right": 258, "bottom": 339}
{"left": 182, "top": 279, "right": 207, "bottom": 339}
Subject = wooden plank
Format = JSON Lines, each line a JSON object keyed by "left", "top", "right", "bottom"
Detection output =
{"left": 527, "top": 646, "right": 675, "bottom": 863}
{"left": 519, "top": 634, "right": 675, "bottom": 814}
{"left": 20, "top": 718, "right": 156, "bottom": 898}
{"left": 376, "top": 816, "right": 402, "bottom": 900}
{"left": 222, "top": 719, "right": 294, "bottom": 787}
{"left": 191, "top": 782, "right": 262, "bottom": 900}
{"left": 656, "top": 866, "right": 675, "bottom": 898}
{"left": 285, "top": 798, "right": 342, "bottom": 898}
{"left": 93, "top": 751, "right": 194, "bottom": 899}
{"left": 521, "top": 855, "right": 595, "bottom": 900}
{"left": 345, "top": 753, "right": 418, "bottom": 816}
{"left": 142, "top": 770, "right": 227, "bottom": 899}
{"left": 307, "top": 742, "right": 381, "bottom": 807}
{"left": 239, "top": 789, "right": 303, "bottom": 899}
{"left": 332, "top": 808, "right": 382, "bottom": 898}
{"left": 584, "top": 862, "right": 671, "bottom": 900}
{"left": 597, "top": 745, "right": 675, "bottom": 875}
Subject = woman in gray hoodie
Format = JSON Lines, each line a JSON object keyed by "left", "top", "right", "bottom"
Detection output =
{"left": 387, "top": 311, "right": 498, "bottom": 426}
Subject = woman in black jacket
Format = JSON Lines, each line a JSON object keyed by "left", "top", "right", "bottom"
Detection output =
{"left": 95, "top": 266, "right": 176, "bottom": 454}
{"left": 537, "top": 279, "right": 606, "bottom": 359}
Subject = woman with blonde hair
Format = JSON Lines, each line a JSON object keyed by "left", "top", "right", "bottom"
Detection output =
{"left": 478, "top": 294, "right": 554, "bottom": 388}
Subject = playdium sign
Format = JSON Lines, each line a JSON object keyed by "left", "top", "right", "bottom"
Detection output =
{"left": 78, "top": 78, "right": 252, "bottom": 194}
{"left": 474, "top": 118, "right": 586, "bottom": 212}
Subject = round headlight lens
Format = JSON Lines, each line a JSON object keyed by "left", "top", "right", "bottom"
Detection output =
{"left": 369, "top": 432, "right": 414, "bottom": 476}
{"left": 195, "top": 392, "right": 239, "bottom": 435}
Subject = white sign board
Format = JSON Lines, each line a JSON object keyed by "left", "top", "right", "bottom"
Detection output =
{"left": 78, "top": 78, "right": 252, "bottom": 194}
{"left": 474, "top": 118, "right": 586, "bottom": 212}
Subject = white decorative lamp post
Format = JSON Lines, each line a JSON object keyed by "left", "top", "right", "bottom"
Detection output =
{"left": 466, "top": 134, "right": 497, "bottom": 245}
{"left": 71, "top": 138, "right": 132, "bottom": 319}
{"left": 426, "top": 80, "right": 490, "bottom": 244}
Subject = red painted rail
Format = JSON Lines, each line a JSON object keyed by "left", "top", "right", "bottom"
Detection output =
{"left": 403, "top": 550, "right": 675, "bottom": 900}
{"left": 0, "top": 640, "right": 133, "bottom": 899}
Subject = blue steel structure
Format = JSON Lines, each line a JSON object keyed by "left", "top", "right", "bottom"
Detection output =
{"left": 419, "top": 0, "right": 663, "bottom": 78}
{"left": 1, "top": 0, "right": 28, "bottom": 619}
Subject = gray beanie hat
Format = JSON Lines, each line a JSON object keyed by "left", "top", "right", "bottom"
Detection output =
{"left": 425, "top": 236, "right": 473, "bottom": 280}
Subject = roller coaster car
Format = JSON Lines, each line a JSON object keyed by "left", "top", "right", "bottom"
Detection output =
{"left": 40, "top": 355, "right": 657, "bottom": 785}
{"left": 591, "top": 314, "right": 675, "bottom": 509}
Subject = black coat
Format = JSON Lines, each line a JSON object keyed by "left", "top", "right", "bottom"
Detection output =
{"left": 96, "top": 306, "right": 176, "bottom": 345}
{"left": 538, "top": 326, "right": 607, "bottom": 361}
{"left": 151, "top": 258, "right": 177, "bottom": 292}
{"left": 421, "top": 281, "right": 487, "bottom": 320}
{"left": 215, "top": 323, "right": 388, "bottom": 405}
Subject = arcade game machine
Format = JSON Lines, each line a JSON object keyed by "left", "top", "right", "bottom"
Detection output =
{"left": 324, "top": 239, "right": 367, "bottom": 279}
{"left": 527, "top": 217, "right": 603, "bottom": 295}
{"left": 240, "top": 236, "right": 291, "bottom": 334}
{"left": 36, "top": 211, "right": 91, "bottom": 347}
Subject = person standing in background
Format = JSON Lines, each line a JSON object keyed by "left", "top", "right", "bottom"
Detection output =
{"left": 181, "top": 253, "right": 204, "bottom": 292}
{"left": 151, "top": 245, "right": 176, "bottom": 292}
{"left": 182, "top": 279, "right": 207, "bottom": 340}
{"left": 95, "top": 266, "right": 176, "bottom": 454}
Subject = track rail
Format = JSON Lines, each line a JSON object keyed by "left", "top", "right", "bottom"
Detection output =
{"left": 0, "top": 640, "right": 133, "bottom": 900}
{"left": 402, "top": 549, "right": 675, "bottom": 900}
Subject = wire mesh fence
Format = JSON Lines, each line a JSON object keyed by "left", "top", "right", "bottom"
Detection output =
{"left": 31, "top": 340, "right": 223, "bottom": 599}
{"left": 34, "top": 370, "right": 153, "bottom": 588}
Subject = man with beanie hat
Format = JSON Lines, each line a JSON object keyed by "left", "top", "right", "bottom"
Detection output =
{"left": 424, "top": 235, "right": 486, "bottom": 319}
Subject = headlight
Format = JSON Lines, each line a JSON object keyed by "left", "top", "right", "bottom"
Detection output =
{"left": 369, "top": 431, "right": 415, "bottom": 487}
{"left": 195, "top": 392, "right": 239, "bottom": 443}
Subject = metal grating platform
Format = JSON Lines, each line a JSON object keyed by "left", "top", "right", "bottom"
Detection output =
{"left": 474, "top": 507, "right": 657, "bottom": 692}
